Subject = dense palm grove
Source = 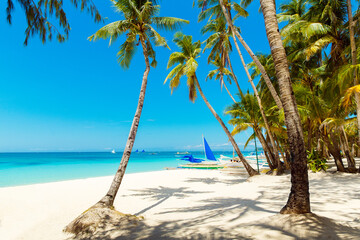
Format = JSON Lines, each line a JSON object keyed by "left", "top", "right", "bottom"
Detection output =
{"left": 5, "top": 0, "right": 360, "bottom": 233}
{"left": 232, "top": 0, "right": 360, "bottom": 174}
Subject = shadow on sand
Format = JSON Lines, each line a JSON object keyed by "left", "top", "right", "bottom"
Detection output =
{"left": 65, "top": 175, "right": 360, "bottom": 239}
{"left": 65, "top": 212, "right": 360, "bottom": 240}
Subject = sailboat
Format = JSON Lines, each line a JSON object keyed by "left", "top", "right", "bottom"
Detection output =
{"left": 111, "top": 149, "right": 116, "bottom": 154}
{"left": 178, "top": 136, "right": 223, "bottom": 169}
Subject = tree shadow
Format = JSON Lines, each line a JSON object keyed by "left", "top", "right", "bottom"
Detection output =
{"left": 248, "top": 213, "right": 360, "bottom": 239}
{"left": 66, "top": 218, "right": 253, "bottom": 240}
{"left": 65, "top": 172, "right": 360, "bottom": 239}
{"left": 184, "top": 176, "right": 247, "bottom": 185}
{"left": 158, "top": 192, "right": 278, "bottom": 225}
{"left": 123, "top": 186, "right": 211, "bottom": 215}
{"left": 66, "top": 212, "right": 360, "bottom": 240}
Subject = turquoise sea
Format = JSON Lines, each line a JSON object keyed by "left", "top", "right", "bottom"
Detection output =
{"left": 0, "top": 151, "right": 255, "bottom": 187}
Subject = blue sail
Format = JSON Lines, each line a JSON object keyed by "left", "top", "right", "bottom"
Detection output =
{"left": 203, "top": 137, "right": 217, "bottom": 161}
{"left": 180, "top": 155, "right": 204, "bottom": 163}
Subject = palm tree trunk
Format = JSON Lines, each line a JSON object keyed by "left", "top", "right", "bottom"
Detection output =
{"left": 224, "top": 10, "right": 283, "bottom": 174}
{"left": 222, "top": 80, "right": 237, "bottom": 103}
{"left": 98, "top": 37, "right": 150, "bottom": 207}
{"left": 219, "top": 0, "right": 283, "bottom": 110}
{"left": 323, "top": 133, "right": 346, "bottom": 172}
{"left": 255, "top": 128, "right": 276, "bottom": 169}
{"left": 259, "top": 0, "right": 310, "bottom": 214}
{"left": 226, "top": 52, "right": 242, "bottom": 95}
{"left": 194, "top": 75, "right": 258, "bottom": 176}
{"left": 346, "top": 0, "right": 360, "bottom": 163}
{"left": 277, "top": 140, "right": 289, "bottom": 170}
{"left": 340, "top": 127, "right": 356, "bottom": 170}
{"left": 307, "top": 118, "right": 312, "bottom": 151}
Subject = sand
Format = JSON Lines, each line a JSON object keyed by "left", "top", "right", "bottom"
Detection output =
{"left": 0, "top": 169, "right": 360, "bottom": 239}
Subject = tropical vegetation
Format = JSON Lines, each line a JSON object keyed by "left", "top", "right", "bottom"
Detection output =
{"left": 63, "top": 0, "right": 188, "bottom": 233}
{"left": 5, "top": 0, "right": 360, "bottom": 233}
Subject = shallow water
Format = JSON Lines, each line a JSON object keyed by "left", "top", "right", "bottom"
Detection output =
{"left": 0, "top": 151, "right": 258, "bottom": 187}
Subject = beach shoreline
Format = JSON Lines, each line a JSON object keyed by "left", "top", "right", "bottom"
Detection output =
{"left": 1, "top": 169, "right": 359, "bottom": 239}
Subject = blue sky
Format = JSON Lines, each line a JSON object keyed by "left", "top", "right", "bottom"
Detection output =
{"left": 0, "top": 0, "right": 278, "bottom": 152}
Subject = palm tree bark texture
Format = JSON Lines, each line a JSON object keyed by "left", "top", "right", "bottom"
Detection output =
{"left": 260, "top": 0, "right": 310, "bottom": 214}
{"left": 194, "top": 75, "right": 259, "bottom": 176}
{"left": 219, "top": 0, "right": 283, "bottom": 110}
{"left": 346, "top": 0, "right": 360, "bottom": 166}
{"left": 99, "top": 37, "right": 150, "bottom": 207}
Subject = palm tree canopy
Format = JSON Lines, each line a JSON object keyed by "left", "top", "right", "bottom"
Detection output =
{"left": 89, "top": 0, "right": 189, "bottom": 69}
{"left": 196, "top": 0, "right": 249, "bottom": 22}
{"left": 6, "top": 0, "right": 102, "bottom": 45}
{"left": 164, "top": 32, "right": 202, "bottom": 101}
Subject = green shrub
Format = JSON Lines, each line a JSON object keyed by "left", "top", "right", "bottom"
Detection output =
{"left": 307, "top": 149, "right": 328, "bottom": 172}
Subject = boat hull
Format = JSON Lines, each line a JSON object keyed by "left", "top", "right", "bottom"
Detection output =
{"left": 178, "top": 163, "right": 224, "bottom": 169}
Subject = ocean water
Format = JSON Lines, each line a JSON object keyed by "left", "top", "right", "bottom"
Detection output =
{"left": 0, "top": 151, "right": 256, "bottom": 187}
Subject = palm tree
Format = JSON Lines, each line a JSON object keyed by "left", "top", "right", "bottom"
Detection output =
{"left": 227, "top": 92, "right": 279, "bottom": 170}
{"left": 346, "top": 0, "right": 360, "bottom": 162}
{"left": 217, "top": 0, "right": 283, "bottom": 110}
{"left": 200, "top": 0, "right": 283, "bottom": 173}
{"left": 6, "top": 0, "right": 102, "bottom": 45}
{"left": 206, "top": 55, "right": 237, "bottom": 103}
{"left": 65, "top": 0, "right": 188, "bottom": 234}
{"left": 165, "top": 32, "right": 258, "bottom": 176}
{"left": 259, "top": 0, "right": 310, "bottom": 214}
{"left": 201, "top": 12, "right": 245, "bottom": 94}
{"left": 196, "top": 0, "right": 283, "bottom": 109}
{"left": 277, "top": 0, "right": 306, "bottom": 24}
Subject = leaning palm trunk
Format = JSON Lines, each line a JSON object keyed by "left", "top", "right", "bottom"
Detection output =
{"left": 64, "top": 37, "right": 151, "bottom": 234}
{"left": 194, "top": 75, "right": 258, "bottom": 176}
{"left": 323, "top": 133, "right": 346, "bottom": 172}
{"left": 225, "top": 11, "right": 283, "bottom": 174}
{"left": 226, "top": 52, "right": 242, "bottom": 95}
{"left": 255, "top": 128, "right": 276, "bottom": 169}
{"left": 99, "top": 38, "right": 150, "bottom": 206}
{"left": 222, "top": 79, "right": 237, "bottom": 103}
{"left": 219, "top": 0, "right": 283, "bottom": 110}
{"left": 260, "top": 0, "right": 310, "bottom": 214}
{"left": 340, "top": 127, "right": 356, "bottom": 171}
{"left": 346, "top": 0, "right": 360, "bottom": 167}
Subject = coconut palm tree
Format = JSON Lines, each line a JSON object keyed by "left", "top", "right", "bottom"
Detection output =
{"left": 201, "top": 11, "right": 245, "bottom": 94}
{"left": 259, "top": 0, "right": 310, "bottom": 214}
{"left": 277, "top": 0, "right": 306, "bottom": 24}
{"left": 65, "top": 0, "right": 188, "bottom": 234}
{"left": 206, "top": 56, "right": 237, "bottom": 102}
{"left": 165, "top": 32, "right": 258, "bottom": 176}
{"left": 6, "top": 0, "right": 102, "bottom": 45}
{"left": 346, "top": 0, "right": 360, "bottom": 161}
{"left": 195, "top": 0, "right": 283, "bottom": 109}
{"left": 227, "top": 92, "right": 279, "bottom": 170}
{"left": 217, "top": 0, "right": 283, "bottom": 110}
{"left": 199, "top": 0, "right": 283, "bottom": 173}
{"left": 88, "top": 0, "right": 188, "bottom": 207}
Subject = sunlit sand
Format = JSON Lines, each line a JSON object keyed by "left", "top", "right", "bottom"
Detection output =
{"left": 1, "top": 169, "right": 359, "bottom": 239}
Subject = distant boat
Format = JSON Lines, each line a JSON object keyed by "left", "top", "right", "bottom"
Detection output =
{"left": 178, "top": 136, "right": 221, "bottom": 169}
{"left": 176, "top": 151, "right": 190, "bottom": 155}
{"left": 135, "top": 149, "right": 139, "bottom": 153}
{"left": 111, "top": 149, "right": 116, "bottom": 154}
{"left": 142, "top": 150, "right": 145, "bottom": 153}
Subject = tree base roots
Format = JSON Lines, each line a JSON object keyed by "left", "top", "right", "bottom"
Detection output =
{"left": 64, "top": 203, "right": 143, "bottom": 236}
{"left": 280, "top": 204, "right": 311, "bottom": 214}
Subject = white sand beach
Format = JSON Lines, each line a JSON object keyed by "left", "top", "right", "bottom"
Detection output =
{"left": 1, "top": 169, "right": 360, "bottom": 240}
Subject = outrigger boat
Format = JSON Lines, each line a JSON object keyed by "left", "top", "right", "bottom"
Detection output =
{"left": 178, "top": 136, "right": 224, "bottom": 169}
